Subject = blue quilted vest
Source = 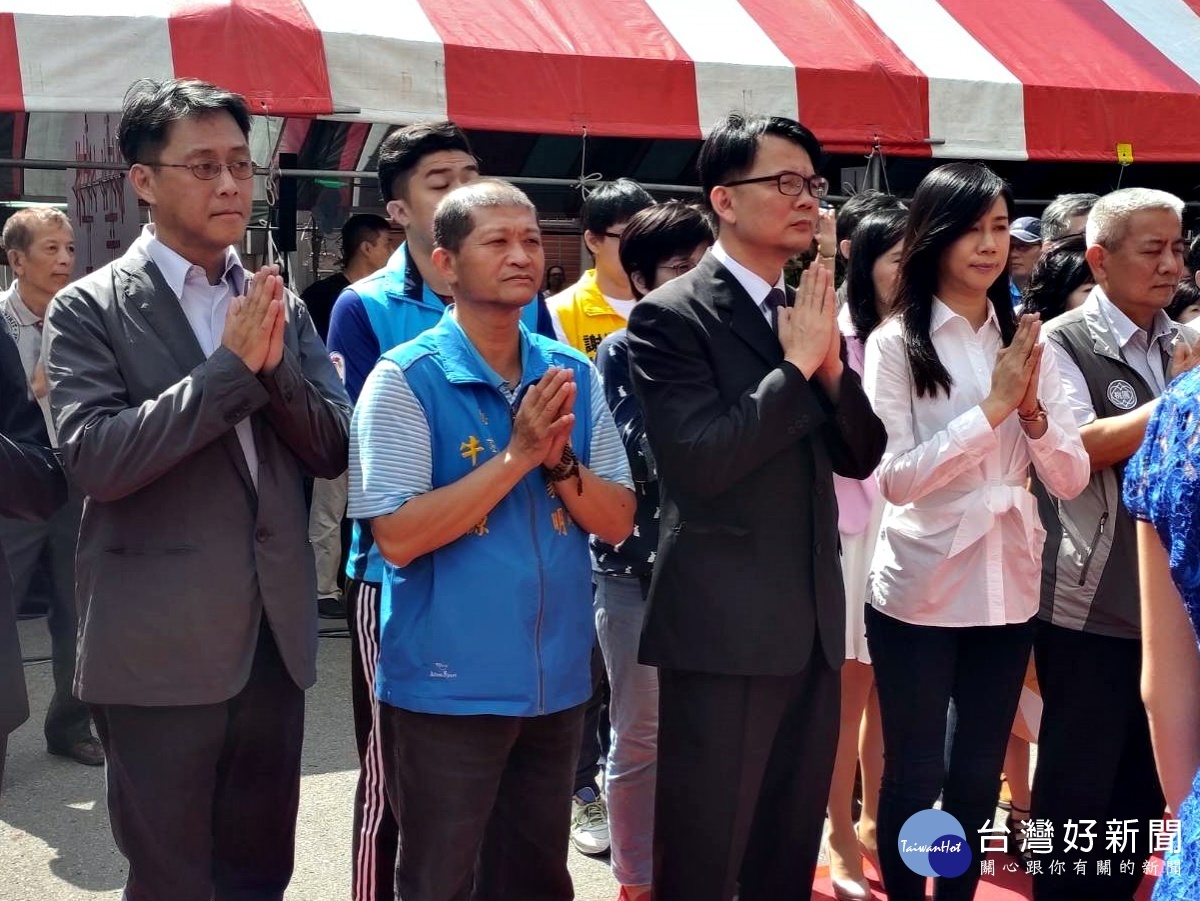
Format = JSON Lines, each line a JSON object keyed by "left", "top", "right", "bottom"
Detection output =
{"left": 376, "top": 311, "right": 595, "bottom": 716}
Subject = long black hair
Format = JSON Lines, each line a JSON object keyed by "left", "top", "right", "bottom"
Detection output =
{"left": 845, "top": 208, "right": 907, "bottom": 342}
{"left": 894, "top": 162, "right": 1016, "bottom": 398}
{"left": 1022, "top": 234, "right": 1092, "bottom": 323}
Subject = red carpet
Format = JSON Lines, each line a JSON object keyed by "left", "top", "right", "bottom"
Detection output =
{"left": 811, "top": 853, "right": 1159, "bottom": 899}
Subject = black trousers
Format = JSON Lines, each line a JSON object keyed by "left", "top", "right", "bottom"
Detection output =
{"left": 0, "top": 489, "right": 91, "bottom": 749}
{"left": 379, "top": 702, "right": 585, "bottom": 901}
{"left": 866, "top": 606, "right": 1033, "bottom": 901}
{"left": 347, "top": 578, "right": 399, "bottom": 901}
{"left": 652, "top": 661, "right": 840, "bottom": 901}
{"left": 91, "top": 623, "right": 305, "bottom": 901}
{"left": 1031, "top": 621, "right": 1164, "bottom": 901}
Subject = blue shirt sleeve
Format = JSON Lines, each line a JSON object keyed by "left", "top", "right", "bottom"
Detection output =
{"left": 327, "top": 289, "right": 382, "bottom": 404}
{"left": 348, "top": 360, "right": 433, "bottom": 520}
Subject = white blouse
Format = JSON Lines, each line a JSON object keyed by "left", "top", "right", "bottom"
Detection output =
{"left": 863, "top": 300, "right": 1090, "bottom": 627}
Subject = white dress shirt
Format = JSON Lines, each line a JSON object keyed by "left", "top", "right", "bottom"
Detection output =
{"left": 136, "top": 225, "right": 259, "bottom": 487}
{"left": 711, "top": 241, "right": 786, "bottom": 325}
{"left": 1046, "top": 286, "right": 1173, "bottom": 429}
{"left": 863, "top": 300, "right": 1090, "bottom": 627}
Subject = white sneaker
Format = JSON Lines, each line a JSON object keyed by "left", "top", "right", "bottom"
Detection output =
{"left": 570, "top": 787, "right": 610, "bottom": 855}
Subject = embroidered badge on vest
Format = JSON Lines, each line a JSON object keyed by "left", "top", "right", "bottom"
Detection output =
{"left": 1107, "top": 379, "right": 1138, "bottom": 410}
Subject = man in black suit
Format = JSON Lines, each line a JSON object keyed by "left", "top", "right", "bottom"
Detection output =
{"left": 626, "top": 113, "right": 886, "bottom": 901}
{"left": 0, "top": 328, "right": 67, "bottom": 790}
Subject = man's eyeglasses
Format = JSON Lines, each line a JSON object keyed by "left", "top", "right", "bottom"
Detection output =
{"left": 149, "top": 160, "right": 257, "bottom": 181}
{"left": 603, "top": 230, "right": 625, "bottom": 240}
{"left": 722, "top": 172, "right": 829, "bottom": 199}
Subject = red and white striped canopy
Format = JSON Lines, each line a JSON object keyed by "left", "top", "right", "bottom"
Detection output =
{"left": 5, "top": 0, "right": 1200, "bottom": 162}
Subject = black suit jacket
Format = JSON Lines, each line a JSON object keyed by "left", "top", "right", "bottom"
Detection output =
{"left": 0, "top": 330, "right": 66, "bottom": 734}
{"left": 626, "top": 252, "right": 886, "bottom": 676}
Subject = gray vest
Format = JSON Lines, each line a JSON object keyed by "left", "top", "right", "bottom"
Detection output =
{"left": 1033, "top": 306, "right": 1169, "bottom": 639}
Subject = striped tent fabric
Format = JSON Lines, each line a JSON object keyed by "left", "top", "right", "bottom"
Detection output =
{"left": 2, "top": 0, "right": 1200, "bottom": 161}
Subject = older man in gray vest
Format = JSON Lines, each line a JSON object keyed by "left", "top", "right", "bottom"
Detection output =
{"left": 1032, "top": 188, "right": 1200, "bottom": 901}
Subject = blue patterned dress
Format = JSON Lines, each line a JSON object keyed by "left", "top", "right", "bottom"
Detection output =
{"left": 1124, "top": 366, "right": 1200, "bottom": 899}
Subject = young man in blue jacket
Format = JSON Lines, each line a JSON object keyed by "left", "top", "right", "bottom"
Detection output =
{"left": 327, "top": 120, "right": 553, "bottom": 901}
{"left": 349, "top": 178, "right": 633, "bottom": 900}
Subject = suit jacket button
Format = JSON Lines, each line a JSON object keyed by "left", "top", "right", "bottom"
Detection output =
{"left": 255, "top": 528, "right": 269, "bottom": 543}
{"left": 814, "top": 542, "right": 824, "bottom": 556}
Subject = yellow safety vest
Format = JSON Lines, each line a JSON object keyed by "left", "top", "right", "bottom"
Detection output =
{"left": 547, "top": 270, "right": 629, "bottom": 360}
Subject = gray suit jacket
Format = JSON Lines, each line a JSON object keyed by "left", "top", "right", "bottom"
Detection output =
{"left": 44, "top": 245, "right": 351, "bottom": 706}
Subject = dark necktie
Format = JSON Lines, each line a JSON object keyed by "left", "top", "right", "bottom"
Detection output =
{"left": 763, "top": 288, "right": 787, "bottom": 334}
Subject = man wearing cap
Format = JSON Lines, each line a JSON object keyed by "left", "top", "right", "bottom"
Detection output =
{"left": 1009, "top": 216, "right": 1042, "bottom": 306}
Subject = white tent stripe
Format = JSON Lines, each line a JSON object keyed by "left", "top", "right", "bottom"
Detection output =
{"left": 304, "top": 0, "right": 447, "bottom": 122}
{"left": 642, "top": 0, "right": 797, "bottom": 135}
{"left": 1098, "top": 0, "right": 1200, "bottom": 87}
{"left": 849, "top": 0, "right": 1028, "bottom": 160}
{"left": 14, "top": 10, "right": 174, "bottom": 112}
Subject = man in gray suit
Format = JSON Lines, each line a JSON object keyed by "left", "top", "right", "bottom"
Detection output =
{"left": 44, "top": 78, "right": 351, "bottom": 901}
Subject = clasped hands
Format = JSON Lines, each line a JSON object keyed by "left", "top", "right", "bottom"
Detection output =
{"left": 777, "top": 263, "right": 843, "bottom": 385}
{"left": 221, "top": 265, "right": 286, "bottom": 375}
{"left": 509, "top": 367, "right": 577, "bottom": 472}
{"left": 981, "top": 313, "right": 1045, "bottom": 430}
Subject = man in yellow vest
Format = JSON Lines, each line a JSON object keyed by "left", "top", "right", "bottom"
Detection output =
{"left": 549, "top": 179, "right": 655, "bottom": 360}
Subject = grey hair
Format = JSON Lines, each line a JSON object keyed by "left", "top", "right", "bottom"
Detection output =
{"left": 1041, "top": 192, "right": 1099, "bottom": 243}
{"left": 2, "top": 207, "right": 72, "bottom": 255}
{"left": 1085, "top": 188, "right": 1184, "bottom": 250}
{"left": 433, "top": 178, "right": 537, "bottom": 253}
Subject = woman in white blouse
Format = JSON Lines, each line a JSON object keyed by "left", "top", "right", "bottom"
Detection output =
{"left": 862, "top": 163, "right": 1089, "bottom": 901}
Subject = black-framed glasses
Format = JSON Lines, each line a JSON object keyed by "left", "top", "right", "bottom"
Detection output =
{"left": 603, "top": 230, "right": 625, "bottom": 240}
{"left": 723, "top": 171, "right": 829, "bottom": 199}
{"left": 149, "top": 160, "right": 257, "bottom": 181}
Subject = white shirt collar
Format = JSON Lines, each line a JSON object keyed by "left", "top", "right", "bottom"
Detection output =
{"left": 135, "top": 224, "right": 245, "bottom": 300}
{"left": 711, "top": 240, "right": 785, "bottom": 310}
{"left": 930, "top": 297, "right": 1001, "bottom": 336}
{"left": 1092, "top": 286, "right": 1173, "bottom": 350}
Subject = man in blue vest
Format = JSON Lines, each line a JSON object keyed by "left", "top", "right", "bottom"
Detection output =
{"left": 327, "top": 121, "right": 552, "bottom": 901}
{"left": 349, "top": 178, "right": 634, "bottom": 900}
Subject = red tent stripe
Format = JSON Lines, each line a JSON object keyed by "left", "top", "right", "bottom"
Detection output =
{"left": 938, "top": 0, "right": 1200, "bottom": 162}
{"left": 0, "top": 14, "right": 22, "bottom": 114}
{"left": 168, "top": 0, "right": 333, "bottom": 117}
{"left": 415, "top": 0, "right": 701, "bottom": 138}
{"left": 738, "top": 0, "right": 931, "bottom": 156}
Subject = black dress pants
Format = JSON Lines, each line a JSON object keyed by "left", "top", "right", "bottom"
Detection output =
{"left": 379, "top": 701, "right": 585, "bottom": 901}
{"left": 1031, "top": 621, "right": 1164, "bottom": 901}
{"left": 652, "top": 661, "right": 840, "bottom": 901}
{"left": 0, "top": 488, "right": 91, "bottom": 749}
{"left": 867, "top": 606, "right": 1033, "bottom": 901}
{"left": 91, "top": 622, "right": 305, "bottom": 901}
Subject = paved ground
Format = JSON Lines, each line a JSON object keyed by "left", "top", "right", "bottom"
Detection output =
{"left": 0, "top": 617, "right": 619, "bottom": 900}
